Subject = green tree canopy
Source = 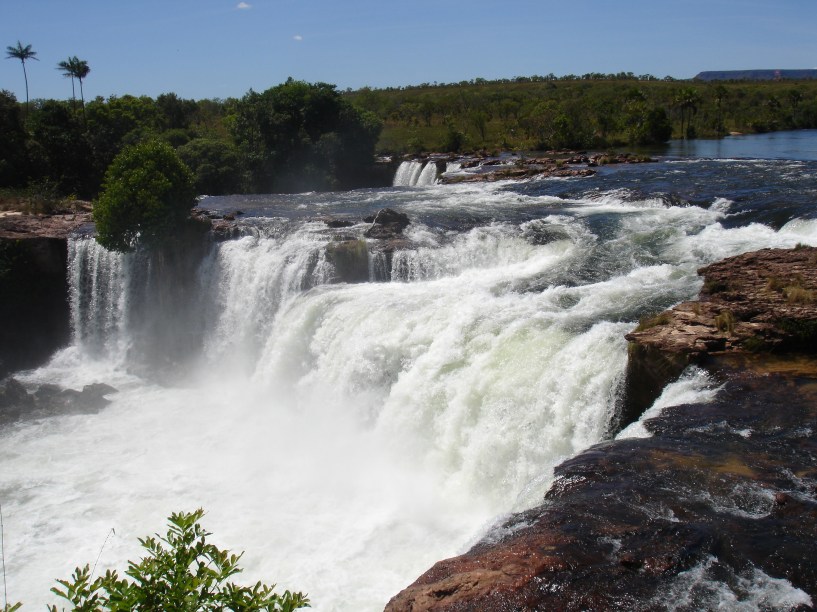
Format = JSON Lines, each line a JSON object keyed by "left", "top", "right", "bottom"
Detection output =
{"left": 231, "top": 79, "right": 382, "bottom": 192}
{"left": 93, "top": 140, "right": 196, "bottom": 252}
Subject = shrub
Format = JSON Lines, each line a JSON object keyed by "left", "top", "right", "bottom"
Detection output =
{"left": 93, "top": 140, "right": 196, "bottom": 252}
{"left": 49, "top": 509, "right": 309, "bottom": 611}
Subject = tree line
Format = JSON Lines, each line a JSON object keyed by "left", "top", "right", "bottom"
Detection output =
{"left": 349, "top": 77, "right": 817, "bottom": 153}
{"left": 3, "top": 42, "right": 384, "bottom": 200}
{"left": 0, "top": 81, "right": 383, "bottom": 200}
{"left": 4, "top": 39, "right": 817, "bottom": 202}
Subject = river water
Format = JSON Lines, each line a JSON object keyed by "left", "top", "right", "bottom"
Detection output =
{"left": 2, "top": 132, "right": 817, "bottom": 610}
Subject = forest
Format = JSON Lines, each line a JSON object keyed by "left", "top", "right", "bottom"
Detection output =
{"left": 3, "top": 69, "right": 817, "bottom": 202}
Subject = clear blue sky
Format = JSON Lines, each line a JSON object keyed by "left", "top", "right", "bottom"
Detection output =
{"left": 2, "top": 0, "right": 816, "bottom": 102}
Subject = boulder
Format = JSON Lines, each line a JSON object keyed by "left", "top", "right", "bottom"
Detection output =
{"left": 325, "top": 239, "right": 370, "bottom": 283}
{"left": 363, "top": 208, "right": 411, "bottom": 240}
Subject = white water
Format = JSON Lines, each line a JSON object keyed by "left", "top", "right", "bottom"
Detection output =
{"left": 392, "top": 160, "right": 437, "bottom": 186}
{"left": 3, "top": 177, "right": 817, "bottom": 610}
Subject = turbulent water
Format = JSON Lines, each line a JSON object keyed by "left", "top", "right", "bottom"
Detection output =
{"left": 3, "top": 135, "right": 817, "bottom": 610}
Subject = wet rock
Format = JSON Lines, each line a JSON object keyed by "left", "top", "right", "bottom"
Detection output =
{"left": 325, "top": 239, "right": 370, "bottom": 283}
{"left": 388, "top": 369, "right": 817, "bottom": 611}
{"left": 623, "top": 247, "right": 817, "bottom": 419}
{"left": 0, "top": 380, "right": 118, "bottom": 426}
{"left": 324, "top": 218, "right": 355, "bottom": 228}
{"left": 363, "top": 208, "right": 410, "bottom": 240}
{"left": 79, "top": 383, "right": 118, "bottom": 408}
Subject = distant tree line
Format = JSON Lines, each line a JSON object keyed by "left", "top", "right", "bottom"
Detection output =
{"left": 4, "top": 55, "right": 817, "bottom": 202}
{"left": 348, "top": 77, "right": 817, "bottom": 153}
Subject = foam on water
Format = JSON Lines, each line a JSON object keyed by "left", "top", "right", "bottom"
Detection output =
{"left": 654, "top": 555, "right": 812, "bottom": 610}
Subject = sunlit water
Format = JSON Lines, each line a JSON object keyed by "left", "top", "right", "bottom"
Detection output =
{"left": 3, "top": 136, "right": 817, "bottom": 610}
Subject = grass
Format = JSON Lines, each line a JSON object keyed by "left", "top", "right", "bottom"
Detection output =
{"left": 702, "top": 278, "right": 730, "bottom": 295}
{"left": 714, "top": 309, "right": 736, "bottom": 334}
{"left": 634, "top": 311, "right": 672, "bottom": 332}
{"left": 766, "top": 274, "right": 815, "bottom": 304}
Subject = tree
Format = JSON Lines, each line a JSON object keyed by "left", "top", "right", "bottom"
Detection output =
{"left": 177, "top": 137, "right": 243, "bottom": 195}
{"left": 5, "top": 41, "right": 38, "bottom": 119}
{"left": 231, "top": 79, "right": 382, "bottom": 192}
{"left": 57, "top": 57, "right": 78, "bottom": 108}
{"left": 50, "top": 509, "right": 310, "bottom": 611}
{"left": 0, "top": 90, "right": 28, "bottom": 187}
{"left": 74, "top": 57, "right": 91, "bottom": 114}
{"left": 57, "top": 56, "right": 91, "bottom": 116}
{"left": 93, "top": 140, "right": 196, "bottom": 252}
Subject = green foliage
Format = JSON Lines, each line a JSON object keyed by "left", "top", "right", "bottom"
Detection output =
{"left": 177, "top": 138, "right": 243, "bottom": 195}
{"left": 49, "top": 509, "right": 309, "bottom": 611}
{"left": 345, "top": 76, "right": 817, "bottom": 153}
{"left": 0, "top": 90, "right": 27, "bottom": 187}
{"left": 27, "top": 100, "right": 94, "bottom": 197}
{"left": 93, "top": 140, "right": 196, "bottom": 252}
{"left": 230, "top": 79, "right": 382, "bottom": 192}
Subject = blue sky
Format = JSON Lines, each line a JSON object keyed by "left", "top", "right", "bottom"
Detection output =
{"left": 2, "top": 0, "right": 817, "bottom": 101}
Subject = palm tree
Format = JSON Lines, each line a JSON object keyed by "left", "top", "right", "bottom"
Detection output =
{"left": 5, "top": 41, "right": 38, "bottom": 118}
{"left": 73, "top": 58, "right": 90, "bottom": 112}
{"left": 57, "top": 57, "right": 78, "bottom": 107}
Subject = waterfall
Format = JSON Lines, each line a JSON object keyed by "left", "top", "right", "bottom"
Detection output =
{"left": 10, "top": 157, "right": 817, "bottom": 610}
{"left": 392, "top": 160, "right": 438, "bottom": 186}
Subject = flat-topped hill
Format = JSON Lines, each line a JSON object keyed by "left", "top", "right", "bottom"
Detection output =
{"left": 695, "top": 69, "right": 817, "bottom": 81}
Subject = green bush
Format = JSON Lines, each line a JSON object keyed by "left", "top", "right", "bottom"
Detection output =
{"left": 49, "top": 509, "right": 309, "bottom": 611}
{"left": 93, "top": 140, "right": 196, "bottom": 252}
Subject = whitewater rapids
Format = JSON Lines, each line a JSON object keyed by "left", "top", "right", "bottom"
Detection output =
{"left": 2, "top": 163, "right": 817, "bottom": 610}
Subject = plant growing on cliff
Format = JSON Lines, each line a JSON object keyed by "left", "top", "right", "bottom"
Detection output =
{"left": 49, "top": 509, "right": 309, "bottom": 611}
{"left": 93, "top": 140, "right": 196, "bottom": 252}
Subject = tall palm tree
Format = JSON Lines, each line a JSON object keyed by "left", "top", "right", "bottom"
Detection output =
{"left": 57, "top": 56, "right": 78, "bottom": 107}
{"left": 73, "top": 58, "right": 90, "bottom": 112}
{"left": 5, "top": 41, "right": 38, "bottom": 118}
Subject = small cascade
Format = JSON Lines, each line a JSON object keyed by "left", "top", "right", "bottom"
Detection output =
{"left": 416, "top": 161, "right": 438, "bottom": 186}
{"left": 68, "top": 237, "right": 129, "bottom": 362}
{"left": 393, "top": 160, "right": 438, "bottom": 187}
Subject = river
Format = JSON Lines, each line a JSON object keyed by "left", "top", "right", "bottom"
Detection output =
{"left": 2, "top": 131, "right": 817, "bottom": 610}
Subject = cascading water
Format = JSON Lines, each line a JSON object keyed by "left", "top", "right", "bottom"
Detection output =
{"left": 392, "top": 160, "right": 437, "bottom": 186}
{"left": 3, "top": 150, "right": 817, "bottom": 610}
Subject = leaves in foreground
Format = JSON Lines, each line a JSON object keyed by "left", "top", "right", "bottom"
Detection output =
{"left": 49, "top": 509, "right": 309, "bottom": 611}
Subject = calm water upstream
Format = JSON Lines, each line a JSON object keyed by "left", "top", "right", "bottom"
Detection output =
{"left": 2, "top": 131, "right": 817, "bottom": 610}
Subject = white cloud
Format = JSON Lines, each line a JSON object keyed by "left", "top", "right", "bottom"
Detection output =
{"left": 236, "top": 2, "right": 252, "bottom": 9}
{"left": 293, "top": 34, "right": 303, "bottom": 41}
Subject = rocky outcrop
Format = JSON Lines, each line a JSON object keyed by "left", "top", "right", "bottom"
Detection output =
{"left": 364, "top": 208, "right": 411, "bottom": 239}
{"left": 439, "top": 152, "right": 652, "bottom": 185}
{"left": 622, "top": 246, "right": 817, "bottom": 421}
{"left": 0, "top": 212, "right": 92, "bottom": 378}
{"left": 0, "top": 377, "right": 117, "bottom": 425}
{"left": 388, "top": 246, "right": 817, "bottom": 611}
